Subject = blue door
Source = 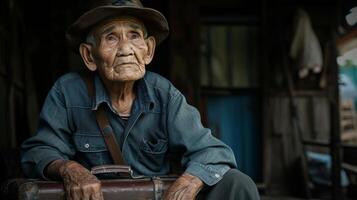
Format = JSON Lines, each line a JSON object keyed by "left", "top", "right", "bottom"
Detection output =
{"left": 206, "top": 94, "right": 262, "bottom": 181}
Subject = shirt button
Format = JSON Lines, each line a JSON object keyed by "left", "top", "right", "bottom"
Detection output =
{"left": 214, "top": 174, "right": 220, "bottom": 178}
{"left": 84, "top": 143, "right": 90, "bottom": 148}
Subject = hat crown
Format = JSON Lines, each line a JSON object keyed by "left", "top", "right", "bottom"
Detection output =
{"left": 112, "top": 0, "right": 143, "bottom": 7}
{"left": 87, "top": 0, "right": 143, "bottom": 10}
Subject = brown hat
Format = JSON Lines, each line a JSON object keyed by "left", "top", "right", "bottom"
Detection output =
{"left": 66, "top": 0, "right": 169, "bottom": 52}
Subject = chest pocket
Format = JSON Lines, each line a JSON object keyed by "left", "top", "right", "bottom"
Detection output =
{"left": 139, "top": 138, "right": 168, "bottom": 172}
{"left": 73, "top": 134, "right": 111, "bottom": 166}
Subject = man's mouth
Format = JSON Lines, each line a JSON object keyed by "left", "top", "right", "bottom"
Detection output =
{"left": 115, "top": 62, "right": 137, "bottom": 66}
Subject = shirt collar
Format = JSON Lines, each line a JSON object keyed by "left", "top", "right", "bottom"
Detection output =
{"left": 92, "top": 74, "right": 112, "bottom": 111}
{"left": 136, "top": 77, "right": 156, "bottom": 112}
{"left": 91, "top": 72, "right": 155, "bottom": 113}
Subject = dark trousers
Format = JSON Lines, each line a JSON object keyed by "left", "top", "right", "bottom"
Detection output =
{"left": 198, "top": 169, "right": 260, "bottom": 200}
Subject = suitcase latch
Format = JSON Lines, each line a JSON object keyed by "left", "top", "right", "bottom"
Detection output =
{"left": 91, "top": 165, "right": 134, "bottom": 178}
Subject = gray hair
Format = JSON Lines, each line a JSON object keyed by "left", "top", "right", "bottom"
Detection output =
{"left": 86, "top": 31, "right": 97, "bottom": 46}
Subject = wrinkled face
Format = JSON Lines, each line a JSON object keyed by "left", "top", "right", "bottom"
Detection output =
{"left": 80, "top": 17, "right": 156, "bottom": 82}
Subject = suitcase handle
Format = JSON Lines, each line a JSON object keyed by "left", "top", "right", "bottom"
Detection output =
{"left": 91, "top": 165, "right": 134, "bottom": 178}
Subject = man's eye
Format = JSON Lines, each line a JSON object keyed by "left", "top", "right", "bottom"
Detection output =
{"left": 129, "top": 32, "right": 141, "bottom": 40}
{"left": 106, "top": 34, "right": 117, "bottom": 42}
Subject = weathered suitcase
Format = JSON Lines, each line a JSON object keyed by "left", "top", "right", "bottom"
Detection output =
{"left": 1, "top": 165, "right": 177, "bottom": 200}
{"left": 5, "top": 176, "right": 176, "bottom": 200}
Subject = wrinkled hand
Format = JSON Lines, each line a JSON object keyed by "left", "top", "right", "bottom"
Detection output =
{"left": 58, "top": 161, "right": 103, "bottom": 200}
{"left": 163, "top": 173, "right": 204, "bottom": 200}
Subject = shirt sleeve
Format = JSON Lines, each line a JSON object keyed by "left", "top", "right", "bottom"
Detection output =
{"left": 20, "top": 81, "right": 75, "bottom": 180}
{"left": 166, "top": 91, "right": 237, "bottom": 186}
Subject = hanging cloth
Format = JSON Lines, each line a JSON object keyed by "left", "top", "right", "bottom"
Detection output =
{"left": 290, "top": 9, "right": 323, "bottom": 79}
{"left": 346, "top": 7, "right": 357, "bottom": 26}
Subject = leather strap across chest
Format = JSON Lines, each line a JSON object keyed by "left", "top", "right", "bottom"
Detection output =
{"left": 80, "top": 72, "right": 126, "bottom": 165}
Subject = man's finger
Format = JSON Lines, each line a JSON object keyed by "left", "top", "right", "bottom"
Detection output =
{"left": 172, "top": 188, "right": 186, "bottom": 200}
{"left": 90, "top": 190, "right": 104, "bottom": 200}
{"left": 99, "top": 190, "right": 105, "bottom": 200}
{"left": 163, "top": 189, "right": 175, "bottom": 200}
{"left": 66, "top": 186, "right": 72, "bottom": 200}
{"left": 177, "top": 188, "right": 189, "bottom": 200}
{"left": 81, "top": 185, "right": 91, "bottom": 200}
{"left": 173, "top": 191, "right": 182, "bottom": 200}
{"left": 70, "top": 186, "right": 80, "bottom": 200}
{"left": 90, "top": 184, "right": 103, "bottom": 200}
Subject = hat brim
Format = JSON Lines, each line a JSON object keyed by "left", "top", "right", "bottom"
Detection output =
{"left": 66, "top": 6, "right": 169, "bottom": 52}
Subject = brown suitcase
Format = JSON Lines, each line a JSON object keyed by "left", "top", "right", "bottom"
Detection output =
{"left": 19, "top": 177, "right": 175, "bottom": 200}
{"left": 2, "top": 165, "right": 177, "bottom": 200}
{"left": 5, "top": 176, "right": 176, "bottom": 200}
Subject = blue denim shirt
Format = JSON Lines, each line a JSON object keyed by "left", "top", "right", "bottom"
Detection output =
{"left": 21, "top": 71, "right": 237, "bottom": 186}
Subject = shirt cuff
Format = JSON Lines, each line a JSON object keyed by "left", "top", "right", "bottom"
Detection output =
{"left": 36, "top": 155, "right": 66, "bottom": 180}
{"left": 184, "top": 162, "right": 230, "bottom": 186}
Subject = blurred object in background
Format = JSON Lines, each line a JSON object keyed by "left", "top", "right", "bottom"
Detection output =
{"left": 290, "top": 9, "right": 323, "bottom": 79}
{"left": 339, "top": 74, "right": 357, "bottom": 101}
{"left": 346, "top": 7, "right": 357, "bottom": 26}
{"left": 307, "top": 151, "right": 349, "bottom": 187}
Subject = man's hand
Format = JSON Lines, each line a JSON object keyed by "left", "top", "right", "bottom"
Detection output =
{"left": 46, "top": 160, "right": 103, "bottom": 200}
{"left": 163, "top": 173, "right": 204, "bottom": 200}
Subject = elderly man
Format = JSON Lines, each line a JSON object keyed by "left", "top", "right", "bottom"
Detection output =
{"left": 21, "top": 0, "right": 260, "bottom": 200}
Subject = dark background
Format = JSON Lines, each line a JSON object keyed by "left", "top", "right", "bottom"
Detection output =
{"left": 1, "top": 0, "right": 356, "bottom": 199}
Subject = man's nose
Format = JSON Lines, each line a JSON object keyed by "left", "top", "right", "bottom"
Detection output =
{"left": 116, "top": 40, "right": 134, "bottom": 56}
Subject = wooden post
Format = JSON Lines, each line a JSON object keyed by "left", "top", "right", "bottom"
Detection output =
{"left": 329, "top": 39, "right": 343, "bottom": 200}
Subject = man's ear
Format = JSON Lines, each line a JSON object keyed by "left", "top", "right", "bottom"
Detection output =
{"left": 79, "top": 43, "right": 97, "bottom": 71}
{"left": 144, "top": 36, "right": 156, "bottom": 65}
